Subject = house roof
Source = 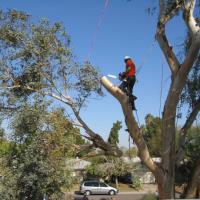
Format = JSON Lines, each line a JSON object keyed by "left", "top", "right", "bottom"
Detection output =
{"left": 66, "top": 158, "right": 91, "bottom": 170}
{"left": 122, "top": 156, "right": 161, "bottom": 163}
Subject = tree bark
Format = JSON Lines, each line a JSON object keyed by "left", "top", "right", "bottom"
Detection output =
{"left": 184, "top": 159, "right": 200, "bottom": 198}
{"left": 115, "top": 177, "right": 119, "bottom": 189}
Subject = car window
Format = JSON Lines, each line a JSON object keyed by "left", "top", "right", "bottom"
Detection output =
{"left": 92, "top": 182, "right": 99, "bottom": 187}
{"left": 100, "top": 183, "right": 108, "bottom": 187}
{"left": 84, "top": 182, "right": 99, "bottom": 187}
{"left": 84, "top": 182, "right": 92, "bottom": 186}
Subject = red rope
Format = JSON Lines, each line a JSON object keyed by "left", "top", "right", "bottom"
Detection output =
{"left": 85, "top": 0, "right": 109, "bottom": 62}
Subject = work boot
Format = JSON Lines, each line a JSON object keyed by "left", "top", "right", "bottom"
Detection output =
{"left": 129, "top": 96, "right": 136, "bottom": 110}
{"left": 131, "top": 101, "right": 136, "bottom": 110}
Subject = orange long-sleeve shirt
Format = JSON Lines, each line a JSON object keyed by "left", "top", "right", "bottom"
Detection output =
{"left": 125, "top": 59, "right": 136, "bottom": 77}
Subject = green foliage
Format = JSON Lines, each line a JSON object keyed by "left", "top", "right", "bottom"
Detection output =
{"left": 0, "top": 9, "right": 102, "bottom": 111}
{"left": 176, "top": 126, "right": 200, "bottom": 185}
{"left": 0, "top": 141, "right": 70, "bottom": 199}
{"left": 181, "top": 21, "right": 200, "bottom": 110}
{"left": 0, "top": 99, "right": 85, "bottom": 199}
{"left": 76, "top": 62, "right": 103, "bottom": 96}
{"left": 131, "top": 175, "right": 142, "bottom": 190}
{"left": 86, "top": 156, "right": 135, "bottom": 180}
{"left": 0, "top": 121, "right": 12, "bottom": 157}
{"left": 108, "top": 121, "right": 122, "bottom": 147}
{"left": 124, "top": 147, "right": 138, "bottom": 158}
{"left": 186, "top": 126, "right": 200, "bottom": 161}
{"left": 181, "top": 52, "right": 200, "bottom": 108}
{"left": 141, "top": 114, "right": 162, "bottom": 157}
{"left": 0, "top": 8, "right": 95, "bottom": 199}
{"left": 0, "top": 139, "right": 12, "bottom": 157}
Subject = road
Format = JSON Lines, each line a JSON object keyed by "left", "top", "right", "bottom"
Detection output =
{"left": 73, "top": 193, "right": 145, "bottom": 200}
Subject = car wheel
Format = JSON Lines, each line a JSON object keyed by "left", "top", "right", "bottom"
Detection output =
{"left": 84, "top": 190, "right": 91, "bottom": 196}
{"left": 109, "top": 190, "right": 115, "bottom": 195}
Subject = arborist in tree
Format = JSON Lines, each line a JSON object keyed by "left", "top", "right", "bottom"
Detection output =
{"left": 119, "top": 56, "right": 137, "bottom": 110}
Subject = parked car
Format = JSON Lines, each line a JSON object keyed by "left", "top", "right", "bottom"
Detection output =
{"left": 80, "top": 181, "right": 118, "bottom": 195}
{"left": 118, "top": 173, "right": 133, "bottom": 184}
{"left": 111, "top": 173, "right": 133, "bottom": 184}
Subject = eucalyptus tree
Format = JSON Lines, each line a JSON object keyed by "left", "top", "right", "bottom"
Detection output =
{"left": 0, "top": 9, "right": 121, "bottom": 157}
{"left": 101, "top": 0, "right": 200, "bottom": 198}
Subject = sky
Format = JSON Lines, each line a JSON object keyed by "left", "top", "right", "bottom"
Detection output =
{"left": 0, "top": 0, "right": 188, "bottom": 147}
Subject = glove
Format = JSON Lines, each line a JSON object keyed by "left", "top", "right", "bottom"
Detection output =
{"left": 118, "top": 73, "right": 123, "bottom": 81}
{"left": 119, "top": 72, "right": 126, "bottom": 80}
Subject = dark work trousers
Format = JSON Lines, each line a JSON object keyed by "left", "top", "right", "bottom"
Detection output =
{"left": 119, "top": 76, "right": 136, "bottom": 110}
{"left": 119, "top": 76, "right": 136, "bottom": 96}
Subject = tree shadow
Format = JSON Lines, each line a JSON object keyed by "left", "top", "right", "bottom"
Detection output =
{"left": 100, "top": 198, "right": 110, "bottom": 200}
{"left": 74, "top": 191, "right": 81, "bottom": 195}
{"left": 74, "top": 197, "right": 83, "bottom": 200}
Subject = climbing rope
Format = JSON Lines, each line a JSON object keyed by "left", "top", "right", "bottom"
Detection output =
{"left": 159, "top": 63, "right": 164, "bottom": 118}
{"left": 135, "top": 110, "right": 141, "bottom": 128}
{"left": 85, "top": 0, "right": 109, "bottom": 62}
{"left": 136, "top": 40, "right": 156, "bottom": 76}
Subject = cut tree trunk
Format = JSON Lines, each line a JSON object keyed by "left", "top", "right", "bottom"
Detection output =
{"left": 101, "top": 77, "right": 166, "bottom": 197}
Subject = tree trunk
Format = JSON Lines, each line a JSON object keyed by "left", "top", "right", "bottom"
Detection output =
{"left": 184, "top": 160, "right": 200, "bottom": 198}
{"left": 115, "top": 177, "right": 119, "bottom": 189}
{"left": 155, "top": 173, "right": 175, "bottom": 199}
{"left": 159, "top": 83, "right": 177, "bottom": 199}
{"left": 161, "top": 175, "right": 175, "bottom": 199}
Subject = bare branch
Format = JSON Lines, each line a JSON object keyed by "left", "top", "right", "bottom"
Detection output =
{"left": 156, "top": 0, "right": 183, "bottom": 75}
{"left": 19, "top": 85, "right": 122, "bottom": 157}
{"left": 70, "top": 120, "right": 83, "bottom": 128}
{"left": 0, "top": 105, "right": 19, "bottom": 111}
{"left": 81, "top": 150, "right": 106, "bottom": 159}
{"left": 160, "top": 0, "right": 184, "bottom": 24}
{"left": 156, "top": 31, "right": 180, "bottom": 75}
{"left": 183, "top": 0, "right": 200, "bottom": 36}
{"left": 73, "top": 144, "right": 95, "bottom": 156}
{"left": 71, "top": 106, "right": 122, "bottom": 156}
{"left": 159, "top": 0, "right": 165, "bottom": 18}
{"left": 0, "top": 85, "right": 20, "bottom": 90}
{"left": 43, "top": 91, "right": 74, "bottom": 106}
{"left": 176, "top": 97, "right": 200, "bottom": 164}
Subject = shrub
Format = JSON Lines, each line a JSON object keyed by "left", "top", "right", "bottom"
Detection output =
{"left": 142, "top": 193, "right": 158, "bottom": 200}
{"left": 131, "top": 176, "right": 142, "bottom": 190}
